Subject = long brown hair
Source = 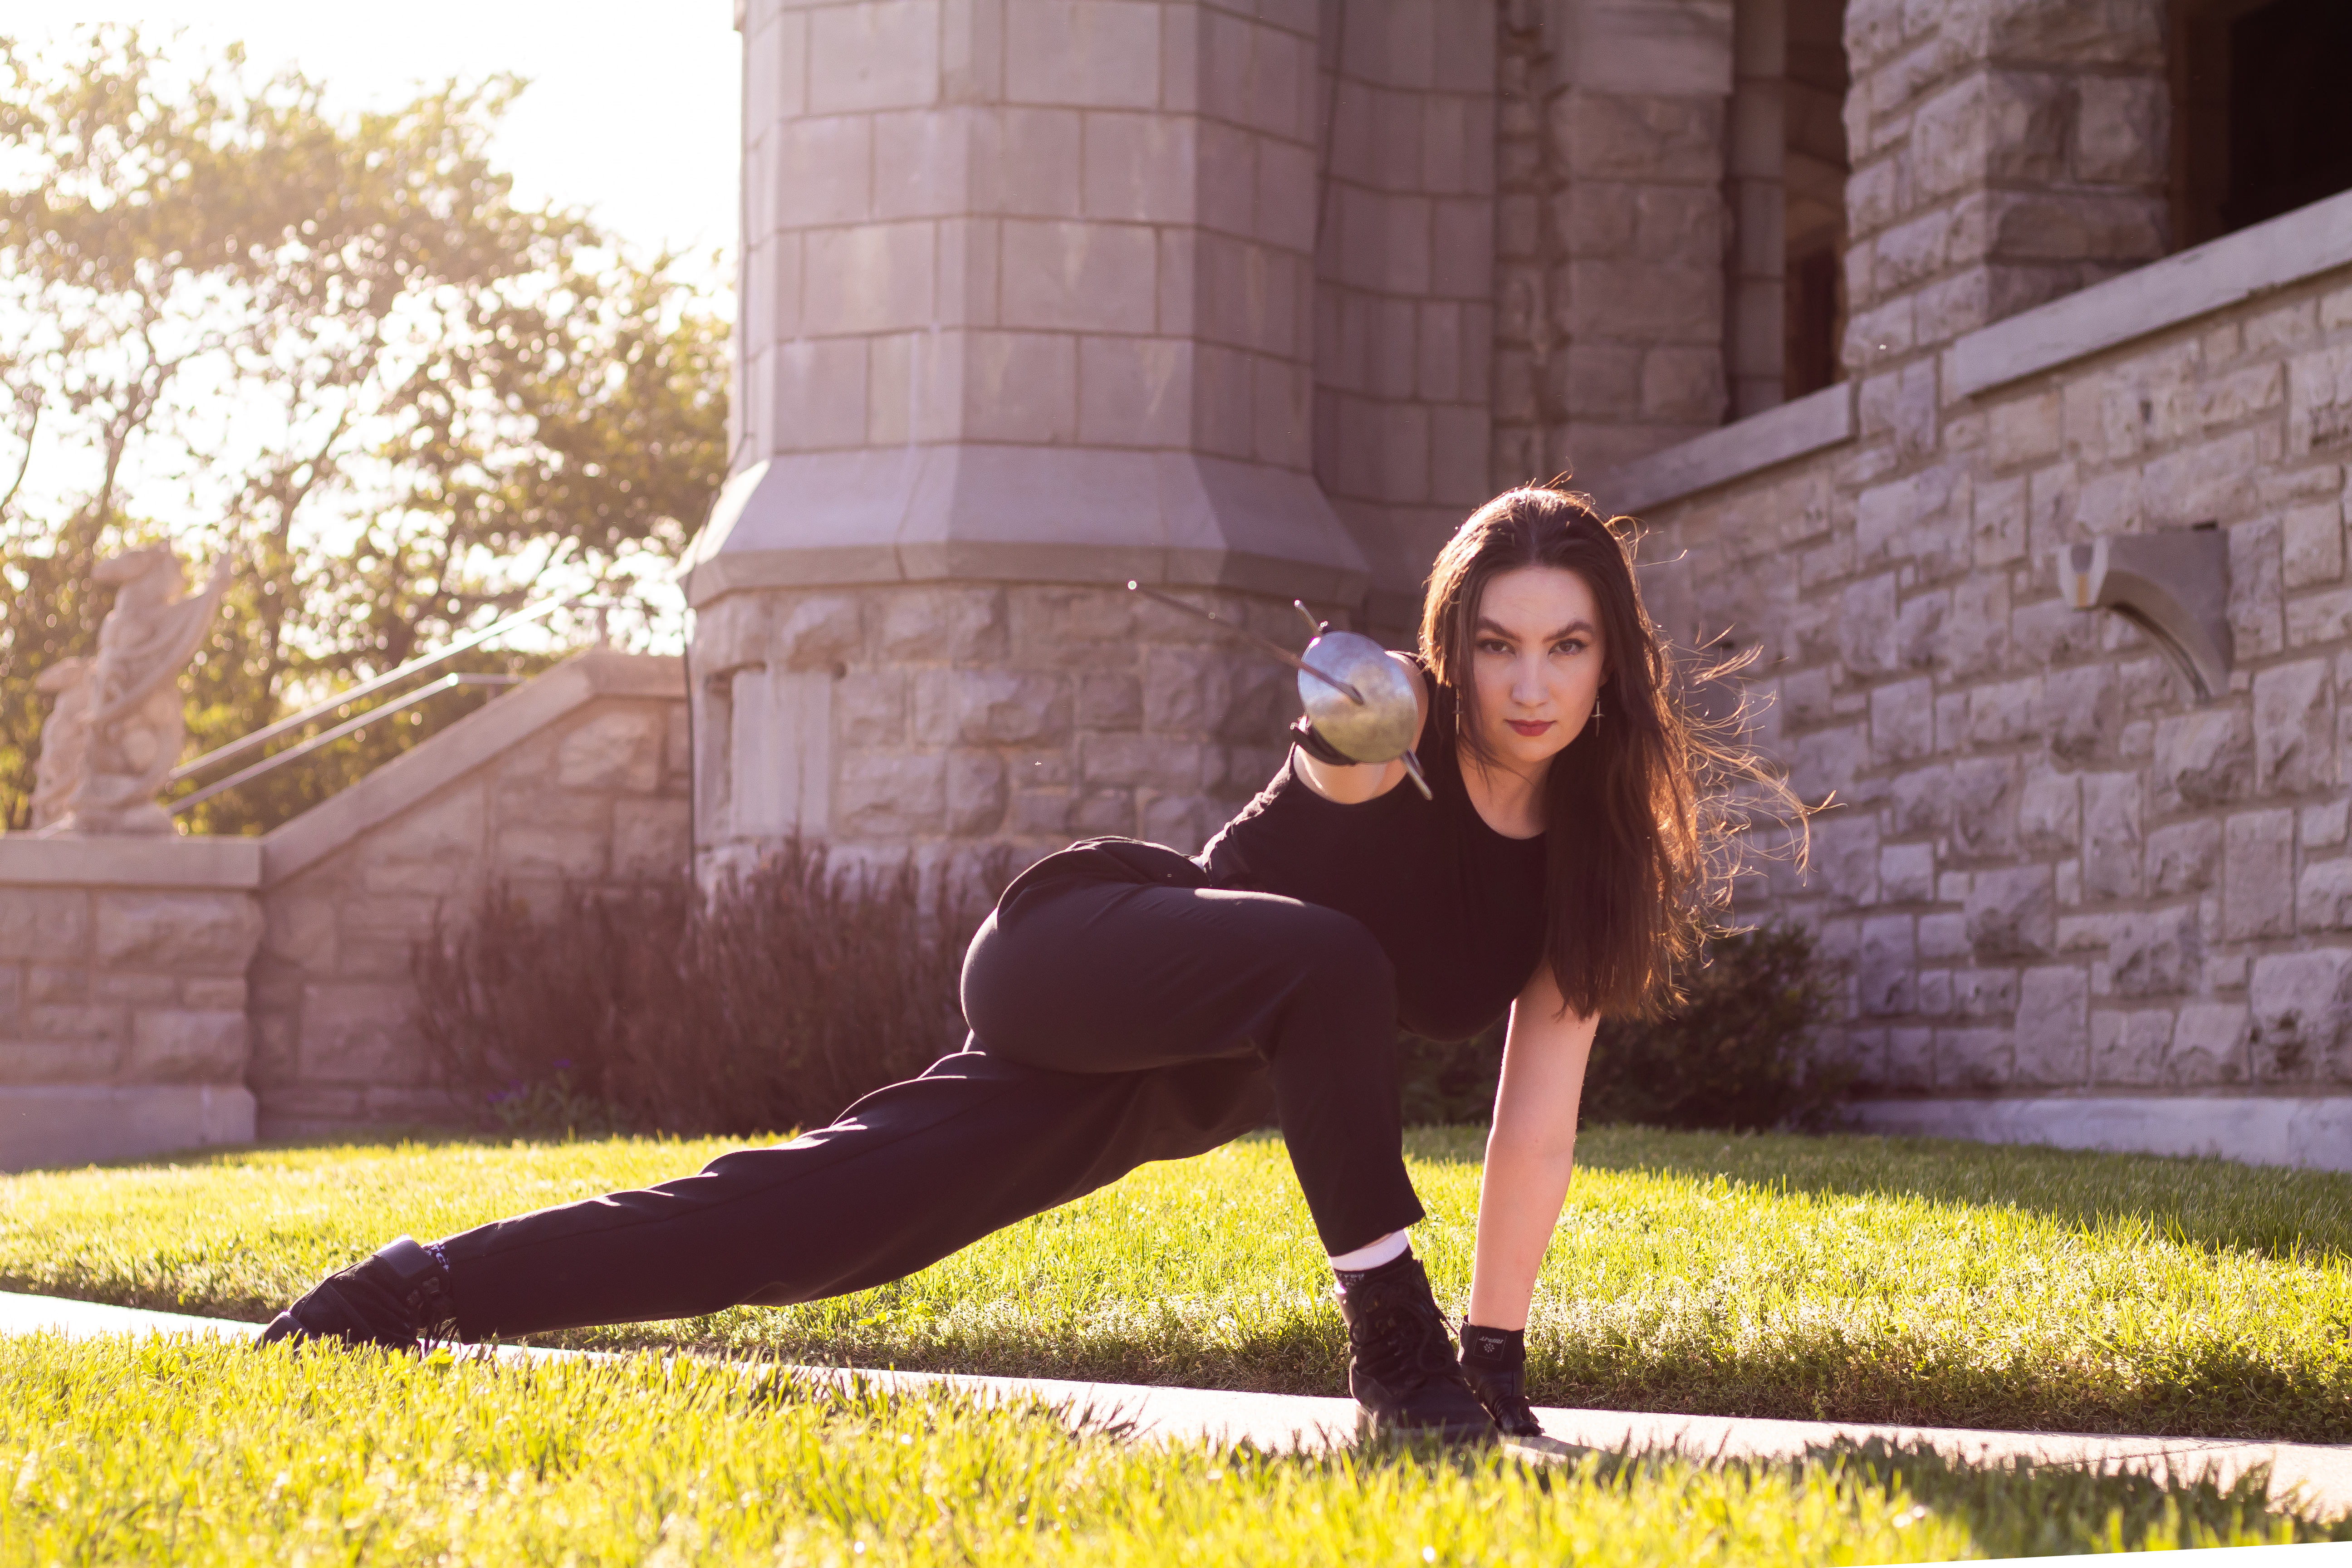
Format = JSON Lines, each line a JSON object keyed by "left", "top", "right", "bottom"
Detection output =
{"left": 1420, "top": 485, "right": 1765, "bottom": 1019}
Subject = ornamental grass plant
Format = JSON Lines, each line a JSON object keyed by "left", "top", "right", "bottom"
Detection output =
{"left": 3, "top": 1336, "right": 2339, "bottom": 1565}
{"left": 412, "top": 839, "right": 1005, "bottom": 1137}
{"left": 5, "top": 1128, "right": 2351, "bottom": 1444}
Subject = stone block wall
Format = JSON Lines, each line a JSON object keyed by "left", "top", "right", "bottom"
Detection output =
{"left": 0, "top": 838, "right": 262, "bottom": 1169}
{"left": 1636, "top": 242, "right": 2352, "bottom": 1099}
{"left": 1312, "top": 0, "right": 1499, "bottom": 629}
{"left": 1492, "top": 0, "right": 1737, "bottom": 486}
{"left": 701, "top": 0, "right": 1376, "bottom": 881}
{"left": 250, "top": 652, "right": 689, "bottom": 1136}
{"left": 1838, "top": 0, "right": 2171, "bottom": 368}
{"left": 693, "top": 579, "right": 1316, "bottom": 877}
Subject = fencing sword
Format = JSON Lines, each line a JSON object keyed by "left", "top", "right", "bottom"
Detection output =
{"left": 1127, "top": 582, "right": 1432, "bottom": 800}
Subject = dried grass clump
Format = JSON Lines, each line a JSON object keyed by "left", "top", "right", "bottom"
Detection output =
{"left": 413, "top": 839, "right": 1002, "bottom": 1137}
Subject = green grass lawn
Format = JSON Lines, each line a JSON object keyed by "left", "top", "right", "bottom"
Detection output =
{"left": 4, "top": 1127, "right": 2351, "bottom": 1442}
{"left": 4, "top": 1334, "right": 2337, "bottom": 1565}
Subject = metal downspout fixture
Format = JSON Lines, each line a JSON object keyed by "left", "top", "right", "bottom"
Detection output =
{"left": 2056, "top": 525, "right": 2233, "bottom": 703}
{"left": 1127, "top": 584, "right": 1432, "bottom": 799}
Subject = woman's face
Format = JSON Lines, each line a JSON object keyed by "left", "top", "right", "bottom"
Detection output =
{"left": 1468, "top": 565, "right": 1607, "bottom": 769}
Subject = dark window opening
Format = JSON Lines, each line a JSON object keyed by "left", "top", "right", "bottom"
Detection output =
{"left": 1784, "top": 0, "right": 1848, "bottom": 401}
{"left": 2174, "top": 0, "right": 2352, "bottom": 249}
{"left": 1785, "top": 249, "right": 1841, "bottom": 397}
{"left": 1724, "top": 0, "right": 1848, "bottom": 420}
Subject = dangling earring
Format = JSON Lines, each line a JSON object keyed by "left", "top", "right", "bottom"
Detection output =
{"left": 1590, "top": 695, "right": 1603, "bottom": 731}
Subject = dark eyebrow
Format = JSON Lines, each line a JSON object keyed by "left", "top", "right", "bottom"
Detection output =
{"left": 1475, "top": 616, "right": 1596, "bottom": 641}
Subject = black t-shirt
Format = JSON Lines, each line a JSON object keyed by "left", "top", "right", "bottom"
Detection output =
{"left": 1197, "top": 662, "right": 1549, "bottom": 1042}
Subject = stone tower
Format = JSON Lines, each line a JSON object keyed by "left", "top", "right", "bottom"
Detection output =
{"left": 688, "top": 0, "right": 1499, "bottom": 880}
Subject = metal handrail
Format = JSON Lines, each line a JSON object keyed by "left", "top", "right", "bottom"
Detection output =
{"left": 165, "top": 591, "right": 578, "bottom": 784}
{"left": 166, "top": 673, "right": 521, "bottom": 814}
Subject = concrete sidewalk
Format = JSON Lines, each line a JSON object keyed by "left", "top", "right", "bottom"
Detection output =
{"left": 6, "top": 1290, "right": 2348, "bottom": 1524}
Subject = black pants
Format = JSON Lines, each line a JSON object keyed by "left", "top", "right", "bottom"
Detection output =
{"left": 439, "top": 843, "right": 1426, "bottom": 1339}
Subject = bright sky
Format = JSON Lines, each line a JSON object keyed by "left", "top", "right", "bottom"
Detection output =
{"left": 30, "top": 3, "right": 744, "bottom": 283}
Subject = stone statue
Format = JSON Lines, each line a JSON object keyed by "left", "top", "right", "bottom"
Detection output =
{"left": 30, "top": 547, "right": 231, "bottom": 836}
{"left": 27, "top": 656, "right": 93, "bottom": 830}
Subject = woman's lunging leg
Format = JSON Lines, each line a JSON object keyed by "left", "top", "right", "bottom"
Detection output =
{"left": 963, "top": 875, "right": 1490, "bottom": 1437}
{"left": 961, "top": 879, "right": 1423, "bottom": 1256}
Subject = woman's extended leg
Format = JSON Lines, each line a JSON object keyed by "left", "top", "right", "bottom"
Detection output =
{"left": 440, "top": 1047, "right": 1270, "bottom": 1338}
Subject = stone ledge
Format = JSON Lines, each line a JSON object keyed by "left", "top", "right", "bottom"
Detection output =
{"left": 679, "top": 446, "right": 1369, "bottom": 608}
{"left": 1953, "top": 187, "right": 2352, "bottom": 399}
{"left": 1587, "top": 382, "right": 1856, "bottom": 515}
{"left": 1846, "top": 1094, "right": 2352, "bottom": 1173}
{"left": 0, "top": 835, "right": 261, "bottom": 890}
{"left": 0, "top": 1083, "right": 254, "bottom": 1172}
{"left": 260, "top": 649, "right": 682, "bottom": 888}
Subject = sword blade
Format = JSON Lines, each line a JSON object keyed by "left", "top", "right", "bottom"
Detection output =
{"left": 1126, "top": 582, "right": 1366, "bottom": 705}
{"left": 1397, "top": 749, "right": 1434, "bottom": 800}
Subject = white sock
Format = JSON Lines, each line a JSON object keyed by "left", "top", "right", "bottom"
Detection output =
{"left": 1328, "top": 1229, "right": 1411, "bottom": 1274}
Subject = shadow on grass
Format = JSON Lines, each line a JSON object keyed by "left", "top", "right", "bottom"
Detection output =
{"left": 1209, "top": 1434, "right": 2346, "bottom": 1552}
{"left": 1743, "top": 1439, "right": 2349, "bottom": 1551}
{"left": 1780, "top": 1438, "right": 2352, "bottom": 1548}
{"left": 760, "top": 1373, "right": 2352, "bottom": 1548}
{"left": 1565, "top": 1124, "right": 2352, "bottom": 1264}
{"left": 548, "top": 1308, "right": 1361, "bottom": 1400}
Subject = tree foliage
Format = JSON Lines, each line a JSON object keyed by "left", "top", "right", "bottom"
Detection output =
{"left": 0, "top": 27, "right": 729, "bottom": 833}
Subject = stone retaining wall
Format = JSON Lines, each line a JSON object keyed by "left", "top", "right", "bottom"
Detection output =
{"left": 0, "top": 838, "right": 263, "bottom": 1169}
{"left": 0, "top": 651, "right": 691, "bottom": 1164}
{"left": 250, "top": 651, "right": 689, "bottom": 1137}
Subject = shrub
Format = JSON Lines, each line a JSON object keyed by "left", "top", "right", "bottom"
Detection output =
{"left": 1398, "top": 923, "right": 1841, "bottom": 1131}
{"left": 413, "top": 839, "right": 1000, "bottom": 1137}
{"left": 1395, "top": 1026, "right": 1506, "bottom": 1127}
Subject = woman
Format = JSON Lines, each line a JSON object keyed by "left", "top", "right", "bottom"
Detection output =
{"left": 263, "top": 485, "right": 1728, "bottom": 1442}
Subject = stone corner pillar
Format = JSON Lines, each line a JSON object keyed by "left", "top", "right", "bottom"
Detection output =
{"left": 1839, "top": 0, "right": 2171, "bottom": 372}
{"left": 691, "top": 0, "right": 1366, "bottom": 876}
{"left": 1521, "top": 0, "right": 1737, "bottom": 478}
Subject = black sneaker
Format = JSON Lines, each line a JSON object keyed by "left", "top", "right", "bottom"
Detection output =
{"left": 1458, "top": 1325, "right": 1544, "bottom": 1438}
{"left": 1333, "top": 1255, "right": 1496, "bottom": 1441}
{"left": 258, "top": 1237, "right": 455, "bottom": 1352}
